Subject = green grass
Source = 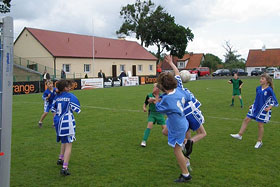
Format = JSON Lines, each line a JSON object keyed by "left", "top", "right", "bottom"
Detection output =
{"left": 11, "top": 78, "right": 280, "bottom": 186}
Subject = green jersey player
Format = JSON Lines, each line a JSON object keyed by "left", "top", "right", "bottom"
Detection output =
{"left": 141, "top": 83, "right": 166, "bottom": 147}
{"left": 228, "top": 73, "right": 244, "bottom": 108}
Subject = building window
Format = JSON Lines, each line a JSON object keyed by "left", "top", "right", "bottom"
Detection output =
{"left": 63, "top": 64, "right": 70, "bottom": 73}
{"left": 177, "top": 61, "right": 185, "bottom": 69}
{"left": 149, "top": 65, "right": 153, "bottom": 71}
{"left": 84, "top": 64, "right": 91, "bottom": 73}
{"left": 120, "top": 64, "right": 125, "bottom": 72}
{"left": 138, "top": 65, "right": 143, "bottom": 72}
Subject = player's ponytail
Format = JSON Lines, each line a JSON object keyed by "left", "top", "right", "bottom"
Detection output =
{"left": 261, "top": 73, "right": 274, "bottom": 89}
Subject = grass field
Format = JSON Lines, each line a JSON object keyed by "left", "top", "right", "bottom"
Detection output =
{"left": 11, "top": 78, "right": 280, "bottom": 186}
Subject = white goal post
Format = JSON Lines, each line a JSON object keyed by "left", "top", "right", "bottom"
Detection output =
{"left": 0, "top": 16, "right": 13, "bottom": 187}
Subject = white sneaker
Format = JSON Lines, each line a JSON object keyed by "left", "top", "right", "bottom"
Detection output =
{"left": 254, "top": 141, "right": 263, "bottom": 149}
{"left": 230, "top": 134, "right": 242, "bottom": 140}
{"left": 141, "top": 141, "right": 146, "bottom": 147}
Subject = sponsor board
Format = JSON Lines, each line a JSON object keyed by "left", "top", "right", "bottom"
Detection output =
{"left": 274, "top": 72, "right": 280, "bottom": 79}
{"left": 144, "top": 76, "right": 157, "bottom": 84}
{"left": 104, "top": 81, "right": 112, "bottom": 88}
{"left": 122, "top": 77, "right": 139, "bottom": 86}
{"left": 81, "top": 78, "right": 103, "bottom": 89}
{"left": 45, "top": 79, "right": 81, "bottom": 91}
{"left": 190, "top": 74, "right": 197, "bottom": 81}
{"left": 113, "top": 81, "right": 121, "bottom": 87}
{"left": 13, "top": 81, "right": 40, "bottom": 94}
{"left": 140, "top": 77, "right": 146, "bottom": 85}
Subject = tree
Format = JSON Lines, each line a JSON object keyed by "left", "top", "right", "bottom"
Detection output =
{"left": 117, "top": 1, "right": 194, "bottom": 63}
{"left": 143, "top": 6, "right": 193, "bottom": 61}
{"left": 223, "top": 41, "right": 245, "bottom": 70}
{"left": 0, "top": 0, "right": 11, "bottom": 13}
{"left": 117, "top": 0, "right": 155, "bottom": 46}
{"left": 202, "top": 53, "right": 222, "bottom": 72}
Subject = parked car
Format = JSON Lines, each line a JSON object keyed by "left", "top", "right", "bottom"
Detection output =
{"left": 266, "top": 67, "right": 279, "bottom": 76}
{"left": 231, "top": 69, "right": 248, "bottom": 76}
{"left": 212, "top": 69, "right": 231, "bottom": 76}
{"left": 251, "top": 70, "right": 263, "bottom": 76}
{"left": 189, "top": 67, "right": 210, "bottom": 76}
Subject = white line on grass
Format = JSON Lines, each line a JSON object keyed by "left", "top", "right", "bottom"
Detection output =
{"left": 16, "top": 101, "right": 280, "bottom": 124}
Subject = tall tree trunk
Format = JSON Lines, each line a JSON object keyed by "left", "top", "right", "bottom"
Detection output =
{"left": 156, "top": 44, "right": 161, "bottom": 64}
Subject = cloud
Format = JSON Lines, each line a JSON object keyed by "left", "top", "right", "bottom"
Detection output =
{"left": 8, "top": 0, "right": 135, "bottom": 38}
{"left": 5, "top": 0, "right": 280, "bottom": 60}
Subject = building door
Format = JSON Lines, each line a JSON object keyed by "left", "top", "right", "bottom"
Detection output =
{"left": 132, "top": 65, "right": 136, "bottom": 76}
{"left": 112, "top": 65, "right": 117, "bottom": 78}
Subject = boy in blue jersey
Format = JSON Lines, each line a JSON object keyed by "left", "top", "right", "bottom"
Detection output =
{"left": 155, "top": 70, "right": 192, "bottom": 183}
{"left": 52, "top": 80, "right": 81, "bottom": 176}
{"left": 164, "top": 55, "right": 207, "bottom": 171}
{"left": 38, "top": 80, "right": 57, "bottom": 128}
{"left": 231, "top": 74, "right": 278, "bottom": 148}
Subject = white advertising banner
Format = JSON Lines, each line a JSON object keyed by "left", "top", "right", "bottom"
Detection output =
{"left": 190, "top": 74, "right": 197, "bottom": 81}
{"left": 274, "top": 72, "right": 280, "bottom": 79}
{"left": 122, "top": 76, "right": 139, "bottom": 86}
{"left": 81, "top": 78, "right": 103, "bottom": 89}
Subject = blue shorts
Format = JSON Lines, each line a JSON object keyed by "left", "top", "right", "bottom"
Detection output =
{"left": 44, "top": 101, "right": 52, "bottom": 113}
{"left": 166, "top": 118, "right": 188, "bottom": 148}
{"left": 186, "top": 109, "right": 205, "bottom": 131}
{"left": 57, "top": 135, "right": 76, "bottom": 143}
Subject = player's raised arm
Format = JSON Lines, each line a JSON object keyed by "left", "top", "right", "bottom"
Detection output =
{"left": 165, "top": 55, "right": 180, "bottom": 76}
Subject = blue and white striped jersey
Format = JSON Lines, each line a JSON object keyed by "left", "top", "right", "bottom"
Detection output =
{"left": 175, "top": 75, "right": 201, "bottom": 116}
{"left": 52, "top": 92, "right": 81, "bottom": 136}
{"left": 247, "top": 86, "right": 278, "bottom": 123}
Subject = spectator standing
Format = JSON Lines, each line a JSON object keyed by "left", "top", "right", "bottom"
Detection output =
{"left": 61, "top": 69, "right": 66, "bottom": 79}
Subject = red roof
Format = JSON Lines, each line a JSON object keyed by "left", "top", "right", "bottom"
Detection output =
{"left": 246, "top": 48, "right": 280, "bottom": 67}
{"left": 16, "top": 27, "right": 157, "bottom": 61}
{"left": 161, "top": 53, "right": 204, "bottom": 70}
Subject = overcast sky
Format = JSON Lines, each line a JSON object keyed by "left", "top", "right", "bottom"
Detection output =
{"left": 4, "top": 0, "right": 280, "bottom": 60}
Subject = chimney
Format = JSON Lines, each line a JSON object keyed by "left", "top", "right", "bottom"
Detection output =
{"left": 262, "top": 45, "right": 266, "bottom": 51}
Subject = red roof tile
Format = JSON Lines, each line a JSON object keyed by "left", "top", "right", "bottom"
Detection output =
{"left": 18, "top": 28, "right": 157, "bottom": 61}
{"left": 161, "top": 53, "right": 204, "bottom": 70}
{"left": 246, "top": 48, "right": 280, "bottom": 67}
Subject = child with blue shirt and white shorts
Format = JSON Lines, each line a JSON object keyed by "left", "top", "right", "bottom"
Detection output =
{"left": 155, "top": 70, "right": 192, "bottom": 183}
{"left": 231, "top": 74, "right": 278, "bottom": 148}
{"left": 52, "top": 80, "right": 81, "bottom": 176}
{"left": 38, "top": 80, "right": 57, "bottom": 128}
